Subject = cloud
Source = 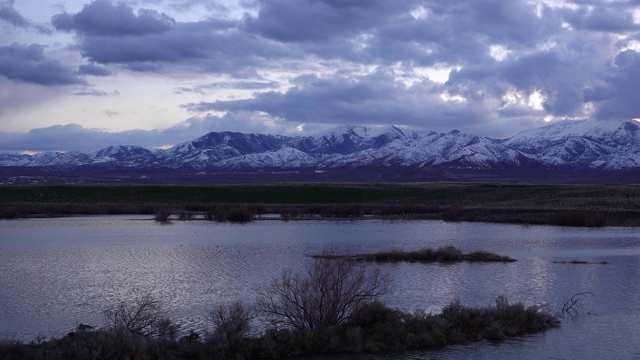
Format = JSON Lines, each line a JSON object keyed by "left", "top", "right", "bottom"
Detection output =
{"left": 591, "top": 50, "right": 640, "bottom": 120}
{"left": 0, "top": 0, "right": 52, "bottom": 33}
{"left": 78, "top": 64, "right": 112, "bottom": 76}
{"left": 0, "top": 1, "right": 28, "bottom": 28}
{"left": 73, "top": 89, "right": 119, "bottom": 96}
{"left": 0, "top": 113, "right": 303, "bottom": 152}
{"left": 52, "top": 0, "right": 175, "bottom": 36}
{"left": 244, "top": 0, "right": 400, "bottom": 43}
{"left": 175, "top": 80, "right": 279, "bottom": 94}
{"left": 0, "top": 43, "right": 85, "bottom": 86}
{"left": 183, "top": 69, "right": 505, "bottom": 134}
{"left": 563, "top": 4, "right": 640, "bottom": 33}
{"left": 51, "top": 1, "right": 292, "bottom": 74}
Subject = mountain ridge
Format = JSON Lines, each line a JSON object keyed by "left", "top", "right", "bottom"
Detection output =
{"left": 1, "top": 120, "right": 639, "bottom": 172}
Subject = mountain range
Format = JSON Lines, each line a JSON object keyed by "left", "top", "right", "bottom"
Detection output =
{"left": 1, "top": 120, "right": 640, "bottom": 179}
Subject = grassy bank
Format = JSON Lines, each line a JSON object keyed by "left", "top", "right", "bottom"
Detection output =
{"left": 1, "top": 183, "right": 639, "bottom": 226}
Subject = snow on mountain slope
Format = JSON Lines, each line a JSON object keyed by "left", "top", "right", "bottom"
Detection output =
{"left": 27, "top": 152, "right": 89, "bottom": 167}
{"left": 89, "top": 145, "right": 155, "bottom": 166}
{"left": 214, "top": 147, "right": 323, "bottom": 169}
{"left": 504, "top": 120, "right": 640, "bottom": 169}
{"left": 327, "top": 130, "right": 537, "bottom": 168}
{"left": 1, "top": 120, "right": 638, "bottom": 171}
{"left": 0, "top": 153, "right": 33, "bottom": 166}
{"left": 291, "top": 125, "right": 415, "bottom": 154}
{"left": 159, "top": 132, "right": 285, "bottom": 169}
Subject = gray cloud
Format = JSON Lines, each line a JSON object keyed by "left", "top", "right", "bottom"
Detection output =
{"left": 175, "top": 80, "right": 279, "bottom": 94}
{"left": 0, "top": 113, "right": 296, "bottom": 152}
{"left": 52, "top": 1, "right": 293, "bottom": 74}
{"left": 0, "top": 0, "right": 52, "bottom": 33}
{"left": 563, "top": 4, "right": 640, "bottom": 33}
{"left": 0, "top": 1, "right": 28, "bottom": 28}
{"left": 52, "top": 0, "right": 175, "bottom": 36}
{"left": 592, "top": 50, "right": 640, "bottom": 120}
{"left": 0, "top": 43, "right": 85, "bottom": 86}
{"left": 73, "top": 88, "right": 119, "bottom": 96}
{"left": 5, "top": 0, "right": 640, "bottom": 150}
{"left": 183, "top": 70, "right": 501, "bottom": 134}
{"left": 78, "top": 64, "right": 112, "bottom": 76}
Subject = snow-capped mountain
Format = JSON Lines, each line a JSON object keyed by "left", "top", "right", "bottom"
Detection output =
{"left": 2, "top": 120, "right": 639, "bottom": 172}
{"left": 503, "top": 120, "right": 640, "bottom": 169}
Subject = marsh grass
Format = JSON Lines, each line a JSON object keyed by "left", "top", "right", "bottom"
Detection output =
{"left": 552, "top": 260, "right": 609, "bottom": 265}
{"left": 313, "top": 246, "right": 516, "bottom": 263}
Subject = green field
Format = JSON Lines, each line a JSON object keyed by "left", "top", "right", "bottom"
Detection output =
{"left": 1, "top": 183, "right": 639, "bottom": 226}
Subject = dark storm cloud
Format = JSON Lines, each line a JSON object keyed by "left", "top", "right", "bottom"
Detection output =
{"left": 29, "top": 0, "right": 640, "bottom": 140}
{"left": 52, "top": 0, "right": 175, "bottom": 36}
{"left": 0, "top": 43, "right": 84, "bottom": 86}
{"left": 183, "top": 70, "right": 491, "bottom": 130}
{"left": 591, "top": 50, "right": 640, "bottom": 120}
{"left": 244, "top": 0, "right": 564, "bottom": 66}
{"left": 244, "top": 0, "right": 403, "bottom": 43}
{"left": 52, "top": 1, "right": 292, "bottom": 73}
{"left": 0, "top": 1, "right": 28, "bottom": 28}
{"left": 78, "top": 64, "right": 112, "bottom": 76}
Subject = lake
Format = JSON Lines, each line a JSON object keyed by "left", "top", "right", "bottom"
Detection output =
{"left": 1, "top": 216, "right": 639, "bottom": 359}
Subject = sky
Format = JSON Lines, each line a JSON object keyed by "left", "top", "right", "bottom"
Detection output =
{"left": 1, "top": 0, "right": 639, "bottom": 153}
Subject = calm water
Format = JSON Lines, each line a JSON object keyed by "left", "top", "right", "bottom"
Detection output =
{"left": 1, "top": 216, "right": 639, "bottom": 359}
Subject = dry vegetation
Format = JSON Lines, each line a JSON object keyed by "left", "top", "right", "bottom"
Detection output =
{"left": 1, "top": 183, "right": 639, "bottom": 226}
{"left": 313, "top": 246, "right": 517, "bottom": 263}
{"left": 0, "top": 256, "right": 559, "bottom": 360}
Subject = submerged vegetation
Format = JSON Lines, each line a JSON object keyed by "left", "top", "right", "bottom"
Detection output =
{"left": 0, "top": 183, "right": 639, "bottom": 226}
{"left": 552, "top": 260, "right": 609, "bottom": 265}
{"left": 0, "top": 256, "right": 559, "bottom": 360}
{"left": 313, "top": 246, "right": 517, "bottom": 263}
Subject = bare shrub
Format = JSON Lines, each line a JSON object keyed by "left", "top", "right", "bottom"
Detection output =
{"left": 209, "top": 301, "right": 255, "bottom": 347}
{"left": 557, "top": 292, "right": 597, "bottom": 319}
{"left": 154, "top": 207, "right": 171, "bottom": 222}
{"left": 103, "top": 294, "right": 166, "bottom": 337}
{"left": 257, "top": 253, "right": 391, "bottom": 331}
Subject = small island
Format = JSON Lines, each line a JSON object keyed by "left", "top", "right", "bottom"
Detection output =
{"left": 312, "top": 246, "right": 516, "bottom": 263}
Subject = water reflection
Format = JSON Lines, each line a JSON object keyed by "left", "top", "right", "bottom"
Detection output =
{"left": 1, "top": 217, "right": 639, "bottom": 358}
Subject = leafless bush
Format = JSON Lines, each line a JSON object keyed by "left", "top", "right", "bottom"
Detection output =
{"left": 257, "top": 253, "right": 391, "bottom": 331}
{"left": 557, "top": 292, "right": 596, "bottom": 319}
{"left": 103, "top": 294, "right": 166, "bottom": 337}
{"left": 154, "top": 207, "right": 171, "bottom": 222}
{"left": 209, "top": 301, "right": 255, "bottom": 343}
